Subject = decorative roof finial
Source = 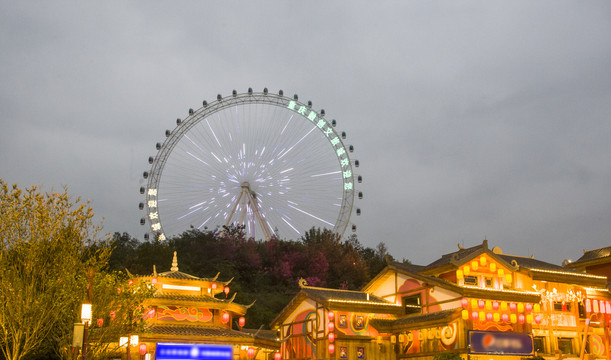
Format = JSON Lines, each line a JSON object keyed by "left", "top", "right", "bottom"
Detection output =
{"left": 171, "top": 251, "right": 179, "bottom": 272}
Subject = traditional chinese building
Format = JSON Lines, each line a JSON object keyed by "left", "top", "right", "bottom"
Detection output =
{"left": 271, "top": 240, "right": 611, "bottom": 360}
{"left": 565, "top": 246, "right": 611, "bottom": 284}
{"left": 130, "top": 252, "right": 279, "bottom": 360}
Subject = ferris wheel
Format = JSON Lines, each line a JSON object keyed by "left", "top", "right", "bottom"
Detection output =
{"left": 139, "top": 88, "right": 362, "bottom": 241}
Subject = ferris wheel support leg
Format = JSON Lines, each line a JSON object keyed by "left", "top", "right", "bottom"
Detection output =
{"left": 244, "top": 190, "right": 273, "bottom": 241}
{"left": 222, "top": 191, "right": 244, "bottom": 236}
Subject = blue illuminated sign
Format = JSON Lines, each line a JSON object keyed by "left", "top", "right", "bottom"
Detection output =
{"left": 156, "top": 343, "right": 233, "bottom": 360}
{"left": 469, "top": 330, "right": 534, "bottom": 356}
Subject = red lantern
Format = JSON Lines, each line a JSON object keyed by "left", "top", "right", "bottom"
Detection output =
{"left": 461, "top": 298, "right": 469, "bottom": 308}
{"left": 139, "top": 343, "right": 147, "bottom": 355}
{"left": 478, "top": 299, "right": 485, "bottom": 309}
{"left": 471, "top": 311, "right": 478, "bottom": 321}
{"left": 274, "top": 352, "right": 281, "bottom": 360}
{"left": 328, "top": 344, "right": 335, "bottom": 354}
{"left": 328, "top": 332, "right": 335, "bottom": 342}
{"left": 224, "top": 286, "right": 230, "bottom": 297}
{"left": 239, "top": 317, "right": 246, "bottom": 327}
{"left": 110, "top": 310, "right": 116, "bottom": 320}
{"left": 327, "top": 322, "right": 335, "bottom": 332}
{"left": 501, "top": 313, "right": 509, "bottom": 322}
{"left": 96, "top": 318, "right": 104, "bottom": 327}
{"left": 518, "top": 314, "right": 525, "bottom": 324}
{"left": 222, "top": 312, "right": 230, "bottom": 323}
{"left": 128, "top": 280, "right": 134, "bottom": 286}
{"left": 328, "top": 311, "right": 335, "bottom": 321}
{"left": 535, "top": 314, "right": 542, "bottom": 324}
{"left": 486, "top": 313, "right": 493, "bottom": 321}
{"left": 509, "top": 302, "right": 517, "bottom": 311}
{"left": 247, "top": 348, "right": 255, "bottom": 358}
{"left": 211, "top": 283, "right": 217, "bottom": 290}
{"left": 492, "top": 301, "right": 499, "bottom": 310}
{"left": 151, "top": 277, "right": 158, "bottom": 284}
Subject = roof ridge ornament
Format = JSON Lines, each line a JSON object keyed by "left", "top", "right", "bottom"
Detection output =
{"left": 153, "top": 264, "right": 157, "bottom": 277}
{"left": 298, "top": 278, "right": 308, "bottom": 288}
{"left": 171, "top": 251, "right": 179, "bottom": 272}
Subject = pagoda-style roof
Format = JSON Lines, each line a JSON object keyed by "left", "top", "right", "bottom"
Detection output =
{"left": 369, "top": 308, "right": 462, "bottom": 332}
{"left": 566, "top": 246, "right": 611, "bottom": 268}
{"left": 270, "top": 280, "right": 403, "bottom": 328}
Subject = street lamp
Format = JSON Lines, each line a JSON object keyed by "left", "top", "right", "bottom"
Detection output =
{"left": 81, "top": 303, "right": 92, "bottom": 360}
{"left": 120, "top": 335, "right": 139, "bottom": 360}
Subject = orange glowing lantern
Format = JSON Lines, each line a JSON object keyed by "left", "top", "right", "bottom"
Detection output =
{"left": 501, "top": 302, "right": 508, "bottom": 311}
{"left": 222, "top": 312, "right": 230, "bottom": 323}
{"left": 510, "top": 303, "right": 517, "bottom": 311}
{"left": 471, "top": 311, "right": 479, "bottom": 321}
{"left": 493, "top": 313, "right": 500, "bottom": 322}
{"left": 328, "top": 311, "right": 335, "bottom": 321}
{"left": 462, "top": 298, "right": 469, "bottom": 308}
{"left": 464, "top": 266, "right": 471, "bottom": 275}
{"left": 471, "top": 261, "right": 479, "bottom": 271}
{"left": 486, "top": 313, "right": 493, "bottom": 321}
{"left": 248, "top": 348, "right": 255, "bottom": 358}
{"left": 525, "top": 303, "right": 533, "bottom": 312}
{"left": 505, "top": 273, "right": 512, "bottom": 283}
{"left": 328, "top": 344, "right": 335, "bottom": 354}
{"left": 534, "top": 303, "right": 541, "bottom": 312}
{"left": 502, "top": 313, "right": 509, "bottom": 322}
{"left": 139, "top": 343, "right": 147, "bottom": 355}
{"left": 211, "top": 283, "right": 217, "bottom": 290}
{"left": 490, "top": 263, "right": 496, "bottom": 272}
{"left": 456, "top": 270, "right": 464, "bottom": 279}
{"left": 478, "top": 300, "right": 485, "bottom": 309}
{"left": 462, "top": 310, "right": 469, "bottom": 320}
{"left": 224, "top": 286, "right": 230, "bottom": 297}
{"left": 497, "top": 269, "right": 504, "bottom": 277}
{"left": 480, "top": 256, "right": 487, "bottom": 266}
{"left": 518, "top": 303, "right": 525, "bottom": 313}
{"left": 151, "top": 277, "right": 158, "bottom": 284}
{"left": 274, "top": 352, "right": 281, "bottom": 360}
{"left": 492, "top": 301, "right": 499, "bottom": 310}
{"left": 239, "top": 317, "right": 246, "bottom": 327}
{"left": 97, "top": 318, "right": 104, "bottom": 327}
{"left": 526, "top": 314, "right": 533, "bottom": 324}
{"left": 510, "top": 314, "right": 517, "bottom": 323}
{"left": 593, "top": 300, "right": 600, "bottom": 313}
{"left": 518, "top": 314, "right": 525, "bottom": 324}
{"left": 328, "top": 332, "right": 335, "bottom": 342}
{"left": 479, "top": 311, "right": 486, "bottom": 321}
{"left": 485, "top": 301, "right": 492, "bottom": 310}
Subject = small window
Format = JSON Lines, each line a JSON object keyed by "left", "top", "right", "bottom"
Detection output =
{"left": 578, "top": 301, "right": 586, "bottom": 318}
{"left": 557, "top": 338, "right": 574, "bottom": 355}
{"left": 464, "top": 275, "right": 478, "bottom": 286}
{"left": 403, "top": 294, "right": 422, "bottom": 315}
{"left": 485, "top": 277, "right": 493, "bottom": 287}
{"left": 553, "top": 302, "right": 571, "bottom": 312}
{"left": 534, "top": 337, "right": 545, "bottom": 354}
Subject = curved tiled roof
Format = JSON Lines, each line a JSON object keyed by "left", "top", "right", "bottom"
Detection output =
{"left": 145, "top": 324, "right": 254, "bottom": 339}
{"left": 571, "top": 246, "right": 611, "bottom": 264}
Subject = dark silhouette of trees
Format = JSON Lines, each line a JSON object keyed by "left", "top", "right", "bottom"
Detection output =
{"left": 107, "top": 226, "right": 399, "bottom": 329}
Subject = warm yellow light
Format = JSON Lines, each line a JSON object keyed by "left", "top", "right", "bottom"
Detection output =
{"left": 510, "top": 314, "right": 517, "bottom": 323}
{"left": 81, "top": 303, "right": 92, "bottom": 323}
{"left": 472, "top": 261, "right": 479, "bottom": 271}
{"left": 498, "top": 269, "right": 504, "bottom": 277}
{"left": 462, "top": 310, "right": 469, "bottom": 320}
{"left": 471, "top": 299, "right": 478, "bottom": 308}
{"left": 485, "top": 301, "right": 492, "bottom": 310}
{"left": 480, "top": 256, "right": 487, "bottom": 266}
{"left": 130, "top": 335, "right": 139, "bottom": 346}
{"left": 530, "top": 268, "right": 607, "bottom": 279}
{"left": 518, "top": 303, "right": 524, "bottom": 313}
{"left": 534, "top": 304, "right": 541, "bottom": 312}
{"left": 505, "top": 274, "right": 512, "bottom": 283}
{"left": 464, "top": 266, "right": 470, "bottom": 275}
{"left": 162, "top": 284, "right": 201, "bottom": 291}
{"left": 526, "top": 314, "right": 533, "bottom": 324}
{"left": 119, "top": 337, "right": 128, "bottom": 347}
{"left": 490, "top": 263, "right": 496, "bottom": 272}
{"left": 501, "top": 302, "right": 508, "bottom": 311}
{"left": 456, "top": 270, "right": 464, "bottom": 279}
{"left": 493, "top": 313, "right": 500, "bottom": 322}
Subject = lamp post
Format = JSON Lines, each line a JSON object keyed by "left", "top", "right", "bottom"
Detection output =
{"left": 120, "top": 335, "right": 139, "bottom": 360}
{"left": 81, "top": 303, "right": 92, "bottom": 360}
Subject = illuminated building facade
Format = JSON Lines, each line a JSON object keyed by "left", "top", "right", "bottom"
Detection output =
{"left": 130, "top": 252, "right": 279, "bottom": 360}
{"left": 272, "top": 240, "right": 610, "bottom": 360}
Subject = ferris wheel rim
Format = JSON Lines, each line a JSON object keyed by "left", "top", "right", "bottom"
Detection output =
{"left": 142, "top": 89, "right": 357, "bottom": 241}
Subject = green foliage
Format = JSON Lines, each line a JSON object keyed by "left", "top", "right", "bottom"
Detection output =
{"left": 0, "top": 180, "right": 151, "bottom": 360}
{"left": 433, "top": 352, "right": 462, "bottom": 360}
{"left": 108, "top": 225, "right": 401, "bottom": 329}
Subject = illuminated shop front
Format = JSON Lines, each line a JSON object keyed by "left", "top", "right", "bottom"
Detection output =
{"left": 124, "top": 252, "right": 279, "bottom": 360}
{"left": 273, "top": 240, "right": 610, "bottom": 360}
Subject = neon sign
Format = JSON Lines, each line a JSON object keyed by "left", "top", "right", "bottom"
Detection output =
{"left": 156, "top": 343, "right": 233, "bottom": 360}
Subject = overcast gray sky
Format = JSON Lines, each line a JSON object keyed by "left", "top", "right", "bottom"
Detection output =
{"left": 1, "top": 1, "right": 610, "bottom": 267}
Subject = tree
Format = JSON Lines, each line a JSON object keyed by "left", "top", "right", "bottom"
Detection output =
{"left": 0, "top": 180, "right": 118, "bottom": 360}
